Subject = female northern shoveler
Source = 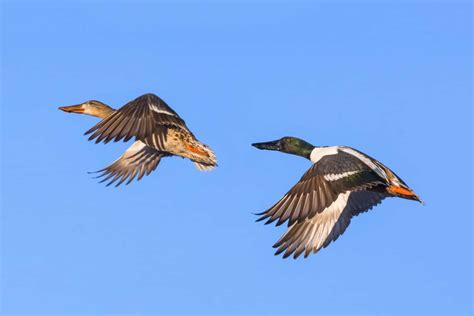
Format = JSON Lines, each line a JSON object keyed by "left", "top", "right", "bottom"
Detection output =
{"left": 252, "top": 137, "right": 422, "bottom": 259}
{"left": 59, "top": 93, "right": 217, "bottom": 186}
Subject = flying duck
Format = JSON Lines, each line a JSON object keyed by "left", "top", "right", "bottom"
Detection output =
{"left": 252, "top": 137, "right": 422, "bottom": 259}
{"left": 59, "top": 93, "right": 217, "bottom": 186}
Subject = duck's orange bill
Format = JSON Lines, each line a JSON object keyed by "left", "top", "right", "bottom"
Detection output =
{"left": 186, "top": 144, "right": 210, "bottom": 157}
{"left": 58, "top": 104, "right": 85, "bottom": 113}
{"left": 388, "top": 185, "right": 415, "bottom": 197}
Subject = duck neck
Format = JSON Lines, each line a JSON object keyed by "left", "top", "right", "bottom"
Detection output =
{"left": 286, "top": 140, "right": 315, "bottom": 160}
{"left": 295, "top": 145, "right": 314, "bottom": 160}
{"left": 90, "top": 104, "right": 115, "bottom": 118}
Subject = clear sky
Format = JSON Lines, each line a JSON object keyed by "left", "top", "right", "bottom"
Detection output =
{"left": 1, "top": 1, "right": 472, "bottom": 315}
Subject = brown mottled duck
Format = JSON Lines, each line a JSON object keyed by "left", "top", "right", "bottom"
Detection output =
{"left": 59, "top": 93, "right": 217, "bottom": 186}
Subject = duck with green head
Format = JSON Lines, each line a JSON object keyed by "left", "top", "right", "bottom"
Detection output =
{"left": 252, "top": 136, "right": 422, "bottom": 259}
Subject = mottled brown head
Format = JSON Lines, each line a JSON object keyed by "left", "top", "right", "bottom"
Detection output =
{"left": 58, "top": 100, "right": 114, "bottom": 119}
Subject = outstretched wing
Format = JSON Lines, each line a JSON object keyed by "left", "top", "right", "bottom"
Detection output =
{"left": 273, "top": 190, "right": 390, "bottom": 259}
{"left": 256, "top": 150, "right": 387, "bottom": 226}
{"left": 85, "top": 93, "right": 188, "bottom": 149}
{"left": 92, "top": 141, "right": 168, "bottom": 187}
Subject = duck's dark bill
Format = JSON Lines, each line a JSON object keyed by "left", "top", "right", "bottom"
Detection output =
{"left": 252, "top": 140, "right": 280, "bottom": 151}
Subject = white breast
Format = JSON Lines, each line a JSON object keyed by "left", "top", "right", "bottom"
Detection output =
{"left": 310, "top": 146, "right": 339, "bottom": 163}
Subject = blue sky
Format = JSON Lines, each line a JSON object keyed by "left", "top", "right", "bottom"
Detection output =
{"left": 1, "top": 1, "right": 472, "bottom": 315}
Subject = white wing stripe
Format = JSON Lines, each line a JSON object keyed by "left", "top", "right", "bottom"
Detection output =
{"left": 324, "top": 170, "right": 359, "bottom": 181}
{"left": 341, "top": 148, "right": 387, "bottom": 180}
{"left": 149, "top": 104, "right": 176, "bottom": 116}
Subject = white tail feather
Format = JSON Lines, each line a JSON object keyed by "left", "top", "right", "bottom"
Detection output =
{"left": 193, "top": 162, "right": 216, "bottom": 172}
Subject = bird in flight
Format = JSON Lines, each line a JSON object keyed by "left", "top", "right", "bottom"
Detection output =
{"left": 252, "top": 136, "right": 422, "bottom": 259}
{"left": 59, "top": 93, "right": 217, "bottom": 186}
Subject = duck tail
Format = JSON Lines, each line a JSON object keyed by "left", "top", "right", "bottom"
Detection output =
{"left": 193, "top": 161, "right": 216, "bottom": 172}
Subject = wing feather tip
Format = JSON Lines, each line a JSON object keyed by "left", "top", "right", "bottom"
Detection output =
{"left": 282, "top": 251, "right": 292, "bottom": 259}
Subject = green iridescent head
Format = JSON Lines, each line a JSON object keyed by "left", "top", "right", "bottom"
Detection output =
{"left": 252, "top": 136, "right": 314, "bottom": 159}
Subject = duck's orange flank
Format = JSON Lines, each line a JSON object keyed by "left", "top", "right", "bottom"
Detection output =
{"left": 186, "top": 144, "right": 210, "bottom": 157}
{"left": 388, "top": 185, "right": 415, "bottom": 197}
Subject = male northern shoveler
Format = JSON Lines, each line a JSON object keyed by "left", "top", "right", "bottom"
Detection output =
{"left": 252, "top": 137, "right": 422, "bottom": 259}
{"left": 59, "top": 93, "right": 217, "bottom": 186}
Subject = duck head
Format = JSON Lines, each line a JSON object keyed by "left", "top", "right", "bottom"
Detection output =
{"left": 252, "top": 136, "right": 315, "bottom": 160}
{"left": 58, "top": 100, "right": 114, "bottom": 119}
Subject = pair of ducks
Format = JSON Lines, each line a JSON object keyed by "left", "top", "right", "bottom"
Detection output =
{"left": 59, "top": 93, "right": 422, "bottom": 259}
